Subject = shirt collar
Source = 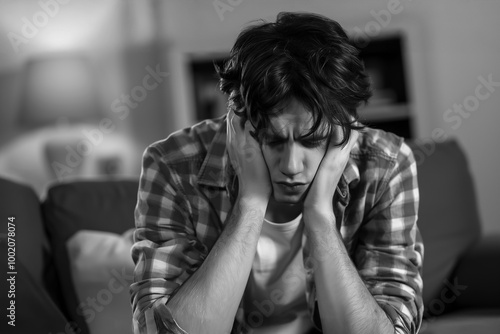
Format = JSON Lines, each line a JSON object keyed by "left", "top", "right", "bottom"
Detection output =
{"left": 344, "top": 139, "right": 361, "bottom": 184}
{"left": 197, "top": 116, "right": 229, "bottom": 189}
{"left": 338, "top": 138, "right": 361, "bottom": 203}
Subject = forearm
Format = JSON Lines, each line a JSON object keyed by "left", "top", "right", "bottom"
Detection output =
{"left": 304, "top": 211, "right": 394, "bottom": 334}
{"left": 166, "top": 197, "right": 267, "bottom": 334}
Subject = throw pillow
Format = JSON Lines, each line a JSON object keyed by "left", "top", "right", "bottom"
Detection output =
{"left": 67, "top": 228, "right": 135, "bottom": 334}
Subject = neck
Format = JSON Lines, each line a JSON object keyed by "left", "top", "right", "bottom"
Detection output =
{"left": 265, "top": 197, "right": 302, "bottom": 223}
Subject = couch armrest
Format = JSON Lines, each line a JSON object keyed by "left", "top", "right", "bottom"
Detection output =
{"left": 451, "top": 234, "right": 500, "bottom": 309}
{"left": 0, "top": 236, "right": 71, "bottom": 333}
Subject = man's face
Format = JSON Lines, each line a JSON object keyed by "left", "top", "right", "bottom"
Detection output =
{"left": 261, "top": 99, "right": 329, "bottom": 204}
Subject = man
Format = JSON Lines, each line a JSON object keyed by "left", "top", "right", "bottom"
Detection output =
{"left": 130, "top": 12, "right": 423, "bottom": 334}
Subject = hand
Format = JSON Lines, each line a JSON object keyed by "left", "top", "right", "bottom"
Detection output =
{"left": 303, "top": 127, "right": 359, "bottom": 218}
{"left": 226, "top": 110, "right": 272, "bottom": 203}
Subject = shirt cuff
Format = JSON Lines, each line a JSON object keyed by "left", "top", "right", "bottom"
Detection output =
{"left": 378, "top": 302, "right": 412, "bottom": 334}
{"left": 135, "top": 300, "right": 189, "bottom": 334}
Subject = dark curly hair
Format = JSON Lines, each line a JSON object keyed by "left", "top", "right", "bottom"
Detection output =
{"left": 216, "top": 12, "right": 372, "bottom": 147}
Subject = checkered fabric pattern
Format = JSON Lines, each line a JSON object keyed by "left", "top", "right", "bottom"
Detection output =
{"left": 130, "top": 115, "right": 424, "bottom": 334}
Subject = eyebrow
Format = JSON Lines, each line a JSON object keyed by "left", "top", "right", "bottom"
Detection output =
{"left": 263, "top": 131, "right": 330, "bottom": 141}
{"left": 262, "top": 122, "right": 332, "bottom": 141}
{"left": 299, "top": 133, "right": 330, "bottom": 142}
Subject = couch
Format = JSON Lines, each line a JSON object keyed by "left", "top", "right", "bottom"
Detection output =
{"left": 1, "top": 139, "right": 499, "bottom": 334}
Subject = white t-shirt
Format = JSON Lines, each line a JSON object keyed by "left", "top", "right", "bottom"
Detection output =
{"left": 243, "top": 214, "right": 313, "bottom": 333}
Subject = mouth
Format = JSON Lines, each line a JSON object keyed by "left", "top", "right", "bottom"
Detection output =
{"left": 275, "top": 181, "right": 307, "bottom": 192}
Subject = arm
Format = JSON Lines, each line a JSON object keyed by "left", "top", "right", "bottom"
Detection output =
{"left": 353, "top": 142, "right": 423, "bottom": 333}
{"left": 303, "top": 212, "right": 395, "bottom": 334}
{"left": 166, "top": 197, "right": 266, "bottom": 333}
{"left": 131, "top": 112, "right": 271, "bottom": 334}
{"left": 302, "top": 129, "right": 393, "bottom": 333}
{"left": 168, "top": 114, "right": 272, "bottom": 333}
{"left": 130, "top": 144, "right": 206, "bottom": 334}
{"left": 303, "top": 134, "right": 423, "bottom": 334}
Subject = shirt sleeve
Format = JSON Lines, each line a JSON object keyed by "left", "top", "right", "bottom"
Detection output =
{"left": 129, "top": 144, "right": 206, "bottom": 334}
{"left": 354, "top": 141, "right": 424, "bottom": 334}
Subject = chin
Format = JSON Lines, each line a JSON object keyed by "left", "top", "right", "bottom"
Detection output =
{"left": 272, "top": 192, "right": 305, "bottom": 204}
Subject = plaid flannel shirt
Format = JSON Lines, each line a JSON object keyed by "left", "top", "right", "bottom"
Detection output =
{"left": 130, "top": 115, "right": 424, "bottom": 334}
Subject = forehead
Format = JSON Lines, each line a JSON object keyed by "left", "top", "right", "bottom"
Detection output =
{"left": 266, "top": 99, "right": 327, "bottom": 137}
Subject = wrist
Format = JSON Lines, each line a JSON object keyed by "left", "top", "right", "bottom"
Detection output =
{"left": 303, "top": 207, "right": 337, "bottom": 239}
{"left": 304, "top": 212, "right": 336, "bottom": 232}
{"left": 238, "top": 183, "right": 271, "bottom": 201}
{"left": 303, "top": 203, "right": 335, "bottom": 221}
{"left": 238, "top": 189, "right": 269, "bottom": 205}
{"left": 230, "top": 197, "right": 267, "bottom": 235}
{"left": 236, "top": 194, "right": 269, "bottom": 212}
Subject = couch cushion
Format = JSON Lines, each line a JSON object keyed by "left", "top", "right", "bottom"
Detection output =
{"left": 407, "top": 140, "right": 481, "bottom": 313}
{"left": 419, "top": 309, "right": 500, "bottom": 334}
{"left": 452, "top": 234, "right": 500, "bottom": 309}
{"left": 42, "top": 179, "right": 139, "bottom": 334}
{"left": 67, "top": 229, "right": 135, "bottom": 334}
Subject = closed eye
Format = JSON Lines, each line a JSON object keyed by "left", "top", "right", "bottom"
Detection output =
{"left": 264, "top": 139, "right": 285, "bottom": 147}
{"left": 300, "top": 139, "right": 326, "bottom": 149}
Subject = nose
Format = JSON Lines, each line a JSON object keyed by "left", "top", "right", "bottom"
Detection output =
{"left": 279, "top": 143, "right": 302, "bottom": 177}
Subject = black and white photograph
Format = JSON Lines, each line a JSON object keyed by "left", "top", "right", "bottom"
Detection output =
{"left": 0, "top": 1, "right": 499, "bottom": 333}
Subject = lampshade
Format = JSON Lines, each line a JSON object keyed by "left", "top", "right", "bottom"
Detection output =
{"left": 17, "top": 54, "right": 101, "bottom": 127}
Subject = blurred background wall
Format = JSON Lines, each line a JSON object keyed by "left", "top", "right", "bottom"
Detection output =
{"left": 0, "top": 0, "right": 499, "bottom": 234}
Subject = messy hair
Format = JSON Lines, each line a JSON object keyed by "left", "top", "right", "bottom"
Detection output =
{"left": 216, "top": 11, "right": 372, "bottom": 146}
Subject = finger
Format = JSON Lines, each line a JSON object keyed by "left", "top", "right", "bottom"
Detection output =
{"left": 231, "top": 112, "right": 247, "bottom": 140}
{"left": 229, "top": 111, "right": 236, "bottom": 135}
{"left": 226, "top": 110, "right": 234, "bottom": 143}
{"left": 239, "top": 113, "right": 247, "bottom": 129}
{"left": 243, "top": 120, "right": 257, "bottom": 137}
{"left": 322, "top": 127, "right": 358, "bottom": 164}
{"left": 244, "top": 119, "right": 252, "bottom": 137}
{"left": 323, "top": 125, "right": 342, "bottom": 155}
{"left": 229, "top": 112, "right": 244, "bottom": 147}
{"left": 345, "top": 129, "right": 359, "bottom": 150}
{"left": 333, "top": 127, "right": 358, "bottom": 151}
{"left": 244, "top": 120, "right": 261, "bottom": 149}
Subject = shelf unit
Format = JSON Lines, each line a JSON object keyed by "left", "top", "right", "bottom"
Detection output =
{"left": 189, "top": 33, "right": 413, "bottom": 139}
{"left": 355, "top": 34, "right": 413, "bottom": 138}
